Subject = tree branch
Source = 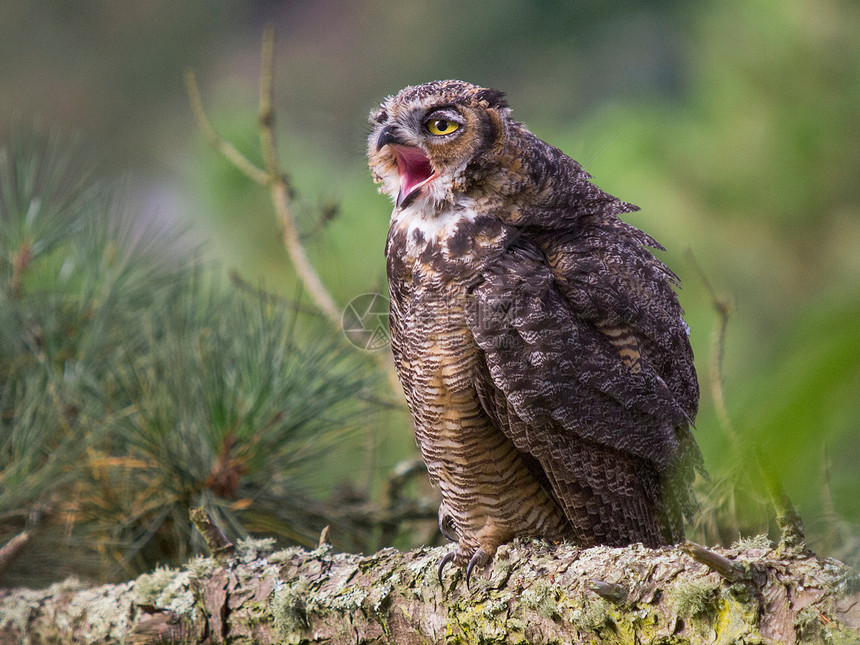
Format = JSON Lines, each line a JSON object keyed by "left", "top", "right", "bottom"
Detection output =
{"left": 1, "top": 540, "right": 857, "bottom": 643}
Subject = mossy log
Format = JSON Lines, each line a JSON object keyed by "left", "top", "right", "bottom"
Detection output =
{"left": 0, "top": 538, "right": 858, "bottom": 644}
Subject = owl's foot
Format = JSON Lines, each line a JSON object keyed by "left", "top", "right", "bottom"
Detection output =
{"left": 436, "top": 517, "right": 511, "bottom": 588}
{"left": 437, "top": 543, "right": 494, "bottom": 589}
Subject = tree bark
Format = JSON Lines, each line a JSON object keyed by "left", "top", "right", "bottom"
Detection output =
{"left": 0, "top": 539, "right": 858, "bottom": 644}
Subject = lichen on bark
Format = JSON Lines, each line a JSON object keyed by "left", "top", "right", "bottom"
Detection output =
{"left": 1, "top": 538, "right": 858, "bottom": 644}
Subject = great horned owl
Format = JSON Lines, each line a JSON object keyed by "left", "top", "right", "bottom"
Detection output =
{"left": 367, "top": 80, "right": 702, "bottom": 584}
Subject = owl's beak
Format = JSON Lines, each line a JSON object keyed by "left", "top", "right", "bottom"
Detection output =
{"left": 376, "top": 127, "right": 436, "bottom": 209}
{"left": 375, "top": 125, "right": 403, "bottom": 151}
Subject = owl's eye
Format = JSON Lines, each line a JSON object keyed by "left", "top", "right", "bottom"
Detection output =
{"left": 425, "top": 119, "right": 460, "bottom": 136}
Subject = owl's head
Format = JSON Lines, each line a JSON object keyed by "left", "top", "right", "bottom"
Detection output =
{"left": 368, "top": 80, "right": 509, "bottom": 211}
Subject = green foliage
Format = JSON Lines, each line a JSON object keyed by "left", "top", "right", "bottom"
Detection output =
{"left": 0, "top": 128, "right": 376, "bottom": 585}
{"left": 0, "top": 376, "right": 79, "bottom": 521}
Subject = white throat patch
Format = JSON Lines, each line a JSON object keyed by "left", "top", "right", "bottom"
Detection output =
{"left": 391, "top": 193, "right": 478, "bottom": 261}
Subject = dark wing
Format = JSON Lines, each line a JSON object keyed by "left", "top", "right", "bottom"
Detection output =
{"left": 538, "top": 216, "right": 699, "bottom": 421}
{"left": 466, "top": 240, "right": 699, "bottom": 546}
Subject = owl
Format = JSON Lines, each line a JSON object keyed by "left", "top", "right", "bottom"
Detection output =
{"left": 367, "top": 80, "right": 702, "bottom": 585}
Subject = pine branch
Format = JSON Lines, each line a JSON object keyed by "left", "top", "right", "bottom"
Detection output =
{"left": 0, "top": 127, "right": 388, "bottom": 584}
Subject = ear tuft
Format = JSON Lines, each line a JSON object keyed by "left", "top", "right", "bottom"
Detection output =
{"left": 474, "top": 88, "right": 508, "bottom": 110}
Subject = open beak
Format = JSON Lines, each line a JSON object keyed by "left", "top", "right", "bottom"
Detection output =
{"left": 376, "top": 126, "right": 436, "bottom": 209}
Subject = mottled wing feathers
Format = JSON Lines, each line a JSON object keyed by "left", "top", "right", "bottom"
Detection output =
{"left": 538, "top": 218, "right": 699, "bottom": 422}
{"left": 466, "top": 239, "right": 697, "bottom": 545}
{"left": 468, "top": 241, "right": 684, "bottom": 463}
{"left": 471, "top": 370, "right": 674, "bottom": 546}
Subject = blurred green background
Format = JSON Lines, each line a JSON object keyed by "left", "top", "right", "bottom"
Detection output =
{"left": 1, "top": 0, "right": 858, "bottom": 581}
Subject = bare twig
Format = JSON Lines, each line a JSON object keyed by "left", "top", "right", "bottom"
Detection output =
{"left": 0, "top": 531, "right": 31, "bottom": 581}
{"left": 258, "top": 24, "right": 278, "bottom": 176}
{"left": 185, "top": 27, "right": 404, "bottom": 400}
{"left": 588, "top": 579, "right": 627, "bottom": 603}
{"left": 184, "top": 70, "right": 270, "bottom": 186}
{"left": 686, "top": 250, "right": 737, "bottom": 444}
{"left": 681, "top": 540, "right": 744, "bottom": 582}
{"left": 253, "top": 26, "right": 342, "bottom": 327}
{"left": 318, "top": 525, "right": 331, "bottom": 548}
{"left": 189, "top": 507, "right": 235, "bottom": 563}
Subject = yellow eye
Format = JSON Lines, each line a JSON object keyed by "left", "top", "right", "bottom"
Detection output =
{"left": 425, "top": 119, "right": 460, "bottom": 136}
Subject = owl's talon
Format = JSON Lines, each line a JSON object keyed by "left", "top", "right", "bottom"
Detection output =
{"left": 439, "top": 514, "right": 458, "bottom": 542}
{"left": 465, "top": 548, "right": 489, "bottom": 590}
{"left": 437, "top": 550, "right": 456, "bottom": 586}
